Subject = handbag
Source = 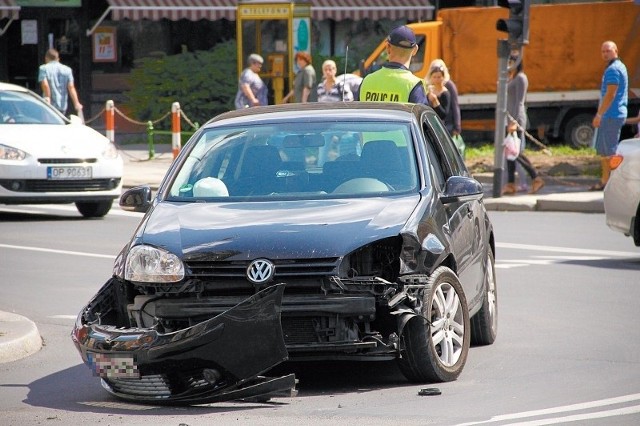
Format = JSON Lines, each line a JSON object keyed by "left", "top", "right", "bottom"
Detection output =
{"left": 503, "top": 131, "right": 521, "bottom": 160}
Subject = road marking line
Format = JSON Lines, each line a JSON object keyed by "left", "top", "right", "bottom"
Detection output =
{"left": 496, "top": 242, "right": 638, "bottom": 258}
{"left": 0, "top": 204, "right": 141, "bottom": 217}
{"left": 456, "top": 393, "right": 640, "bottom": 425}
{"left": 496, "top": 263, "right": 529, "bottom": 269}
{"left": 505, "top": 404, "right": 640, "bottom": 425}
{"left": 48, "top": 315, "right": 77, "bottom": 320}
{"left": 0, "top": 244, "right": 115, "bottom": 259}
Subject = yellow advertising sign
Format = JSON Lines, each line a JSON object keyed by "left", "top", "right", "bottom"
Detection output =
{"left": 238, "top": 6, "right": 290, "bottom": 19}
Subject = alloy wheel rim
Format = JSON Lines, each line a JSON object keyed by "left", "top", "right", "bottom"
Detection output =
{"left": 430, "top": 281, "right": 465, "bottom": 367}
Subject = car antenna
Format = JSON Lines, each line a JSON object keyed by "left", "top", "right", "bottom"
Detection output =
{"left": 342, "top": 46, "right": 348, "bottom": 102}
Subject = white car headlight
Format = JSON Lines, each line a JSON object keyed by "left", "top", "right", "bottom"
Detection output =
{"left": 0, "top": 144, "right": 27, "bottom": 161}
{"left": 102, "top": 142, "right": 119, "bottom": 160}
{"left": 125, "top": 245, "right": 185, "bottom": 283}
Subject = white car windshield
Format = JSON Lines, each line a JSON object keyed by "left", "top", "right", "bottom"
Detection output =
{"left": 168, "top": 121, "right": 419, "bottom": 199}
{"left": 0, "top": 90, "right": 67, "bottom": 125}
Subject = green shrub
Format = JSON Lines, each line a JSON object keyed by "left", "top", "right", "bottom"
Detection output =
{"left": 125, "top": 40, "right": 238, "bottom": 130}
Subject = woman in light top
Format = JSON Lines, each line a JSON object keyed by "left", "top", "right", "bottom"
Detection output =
{"left": 317, "top": 60, "right": 353, "bottom": 102}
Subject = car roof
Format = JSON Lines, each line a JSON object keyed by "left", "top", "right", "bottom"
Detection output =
{"left": 0, "top": 82, "right": 31, "bottom": 93}
{"left": 204, "top": 102, "right": 433, "bottom": 128}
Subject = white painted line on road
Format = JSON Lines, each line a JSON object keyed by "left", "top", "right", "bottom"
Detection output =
{"left": 0, "top": 244, "right": 115, "bottom": 259}
{"left": 0, "top": 204, "right": 142, "bottom": 217}
{"left": 79, "top": 400, "right": 158, "bottom": 411}
{"left": 496, "top": 263, "right": 529, "bottom": 269}
{"left": 456, "top": 393, "right": 640, "bottom": 425}
{"left": 505, "top": 404, "right": 640, "bottom": 425}
{"left": 496, "top": 242, "right": 638, "bottom": 258}
{"left": 48, "top": 315, "right": 77, "bottom": 320}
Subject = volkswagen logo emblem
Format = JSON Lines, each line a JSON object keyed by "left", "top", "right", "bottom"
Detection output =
{"left": 247, "top": 259, "right": 275, "bottom": 284}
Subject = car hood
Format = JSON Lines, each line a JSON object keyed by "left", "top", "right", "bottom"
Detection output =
{"left": 138, "top": 195, "right": 422, "bottom": 259}
{"left": 0, "top": 124, "right": 112, "bottom": 157}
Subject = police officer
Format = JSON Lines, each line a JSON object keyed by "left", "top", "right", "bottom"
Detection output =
{"left": 356, "top": 26, "right": 444, "bottom": 117}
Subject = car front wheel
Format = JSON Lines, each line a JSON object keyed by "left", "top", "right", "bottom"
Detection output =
{"left": 398, "top": 266, "right": 470, "bottom": 383}
{"left": 75, "top": 200, "right": 113, "bottom": 218}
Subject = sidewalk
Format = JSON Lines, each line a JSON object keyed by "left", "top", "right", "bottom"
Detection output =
{"left": 0, "top": 145, "right": 605, "bottom": 364}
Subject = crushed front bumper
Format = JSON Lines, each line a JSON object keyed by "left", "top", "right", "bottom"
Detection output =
{"left": 71, "top": 283, "right": 296, "bottom": 405}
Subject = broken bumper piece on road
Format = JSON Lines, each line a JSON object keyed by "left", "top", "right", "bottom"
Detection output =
{"left": 72, "top": 283, "right": 297, "bottom": 405}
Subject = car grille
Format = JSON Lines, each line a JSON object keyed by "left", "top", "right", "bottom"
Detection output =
{"left": 38, "top": 158, "right": 98, "bottom": 164}
{"left": 185, "top": 258, "right": 340, "bottom": 279}
{"left": 0, "top": 178, "right": 121, "bottom": 192}
{"left": 106, "top": 370, "right": 211, "bottom": 399}
{"left": 107, "top": 375, "right": 172, "bottom": 398}
{"left": 282, "top": 317, "right": 318, "bottom": 345}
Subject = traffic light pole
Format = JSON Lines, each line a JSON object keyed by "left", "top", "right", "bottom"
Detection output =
{"left": 492, "top": 39, "right": 511, "bottom": 198}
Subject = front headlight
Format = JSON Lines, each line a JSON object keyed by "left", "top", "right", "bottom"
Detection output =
{"left": 0, "top": 144, "right": 27, "bottom": 161}
{"left": 125, "top": 245, "right": 185, "bottom": 283}
{"left": 102, "top": 142, "right": 119, "bottom": 160}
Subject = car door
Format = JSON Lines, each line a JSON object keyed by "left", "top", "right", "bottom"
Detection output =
{"left": 421, "top": 111, "right": 484, "bottom": 305}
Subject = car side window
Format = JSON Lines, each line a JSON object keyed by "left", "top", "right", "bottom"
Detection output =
{"left": 421, "top": 121, "right": 446, "bottom": 191}
{"left": 424, "top": 113, "right": 465, "bottom": 177}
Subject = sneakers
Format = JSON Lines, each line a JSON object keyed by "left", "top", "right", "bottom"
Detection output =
{"left": 502, "top": 183, "right": 517, "bottom": 195}
{"left": 529, "top": 177, "right": 545, "bottom": 194}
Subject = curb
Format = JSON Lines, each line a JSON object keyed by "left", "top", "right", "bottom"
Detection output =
{"left": 483, "top": 192, "right": 604, "bottom": 213}
{"left": 0, "top": 311, "right": 42, "bottom": 363}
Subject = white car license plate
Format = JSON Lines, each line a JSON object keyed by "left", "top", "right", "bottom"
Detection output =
{"left": 47, "top": 166, "right": 92, "bottom": 180}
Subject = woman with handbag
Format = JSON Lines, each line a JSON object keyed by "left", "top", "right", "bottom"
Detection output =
{"left": 502, "top": 54, "right": 544, "bottom": 195}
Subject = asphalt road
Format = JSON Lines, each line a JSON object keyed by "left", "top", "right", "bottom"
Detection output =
{"left": 1, "top": 205, "right": 639, "bottom": 425}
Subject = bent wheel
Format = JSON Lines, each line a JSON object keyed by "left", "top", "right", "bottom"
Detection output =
{"left": 398, "top": 266, "right": 470, "bottom": 383}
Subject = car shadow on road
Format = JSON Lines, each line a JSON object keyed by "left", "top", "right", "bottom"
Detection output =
{"left": 21, "top": 360, "right": 415, "bottom": 413}
{"left": 19, "top": 364, "right": 283, "bottom": 414}
{"left": 268, "top": 360, "right": 414, "bottom": 397}
{"left": 0, "top": 211, "right": 88, "bottom": 222}
{"left": 559, "top": 256, "right": 640, "bottom": 271}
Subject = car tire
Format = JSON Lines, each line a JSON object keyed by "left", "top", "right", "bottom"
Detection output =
{"left": 471, "top": 249, "right": 498, "bottom": 346}
{"left": 397, "top": 266, "right": 470, "bottom": 383}
{"left": 75, "top": 200, "right": 113, "bottom": 218}
{"left": 564, "top": 114, "right": 594, "bottom": 148}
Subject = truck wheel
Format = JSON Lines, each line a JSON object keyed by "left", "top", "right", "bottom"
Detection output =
{"left": 75, "top": 200, "right": 113, "bottom": 218}
{"left": 397, "top": 266, "right": 470, "bottom": 383}
{"left": 564, "top": 114, "right": 594, "bottom": 148}
{"left": 471, "top": 250, "right": 498, "bottom": 345}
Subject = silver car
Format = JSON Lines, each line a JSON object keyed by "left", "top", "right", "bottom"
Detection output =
{"left": 604, "top": 138, "right": 640, "bottom": 246}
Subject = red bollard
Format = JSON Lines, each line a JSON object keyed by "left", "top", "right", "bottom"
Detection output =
{"left": 105, "top": 100, "right": 115, "bottom": 144}
{"left": 172, "top": 102, "right": 181, "bottom": 159}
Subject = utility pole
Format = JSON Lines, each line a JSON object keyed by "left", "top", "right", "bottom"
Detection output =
{"left": 493, "top": 0, "right": 530, "bottom": 197}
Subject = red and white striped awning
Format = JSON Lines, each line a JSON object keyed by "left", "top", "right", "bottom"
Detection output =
{"left": 87, "top": 0, "right": 435, "bottom": 35}
{"left": 0, "top": 0, "right": 19, "bottom": 21}
{"left": 107, "top": 0, "right": 236, "bottom": 21}
{"left": 310, "top": 0, "right": 434, "bottom": 22}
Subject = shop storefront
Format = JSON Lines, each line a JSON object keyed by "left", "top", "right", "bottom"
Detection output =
{"left": 1, "top": 0, "right": 434, "bottom": 118}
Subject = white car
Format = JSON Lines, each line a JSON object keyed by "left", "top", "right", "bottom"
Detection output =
{"left": 0, "top": 82, "right": 123, "bottom": 217}
{"left": 604, "top": 138, "right": 640, "bottom": 246}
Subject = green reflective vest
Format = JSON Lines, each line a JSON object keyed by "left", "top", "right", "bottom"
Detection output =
{"left": 359, "top": 67, "right": 424, "bottom": 103}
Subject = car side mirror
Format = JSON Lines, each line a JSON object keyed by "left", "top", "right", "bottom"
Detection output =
{"left": 440, "top": 176, "right": 484, "bottom": 204}
{"left": 120, "top": 185, "right": 153, "bottom": 213}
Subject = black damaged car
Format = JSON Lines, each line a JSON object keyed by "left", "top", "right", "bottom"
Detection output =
{"left": 72, "top": 102, "right": 497, "bottom": 404}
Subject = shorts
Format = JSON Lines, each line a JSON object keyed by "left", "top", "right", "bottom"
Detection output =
{"left": 594, "top": 117, "right": 625, "bottom": 157}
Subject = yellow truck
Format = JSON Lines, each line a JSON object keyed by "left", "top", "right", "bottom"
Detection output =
{"left": 361, "top": 0, "right": 640, "bottom": 146}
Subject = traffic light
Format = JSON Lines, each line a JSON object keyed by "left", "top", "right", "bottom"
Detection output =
{"left": 496, "top": 0, "right": 530, "bottom": 45}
